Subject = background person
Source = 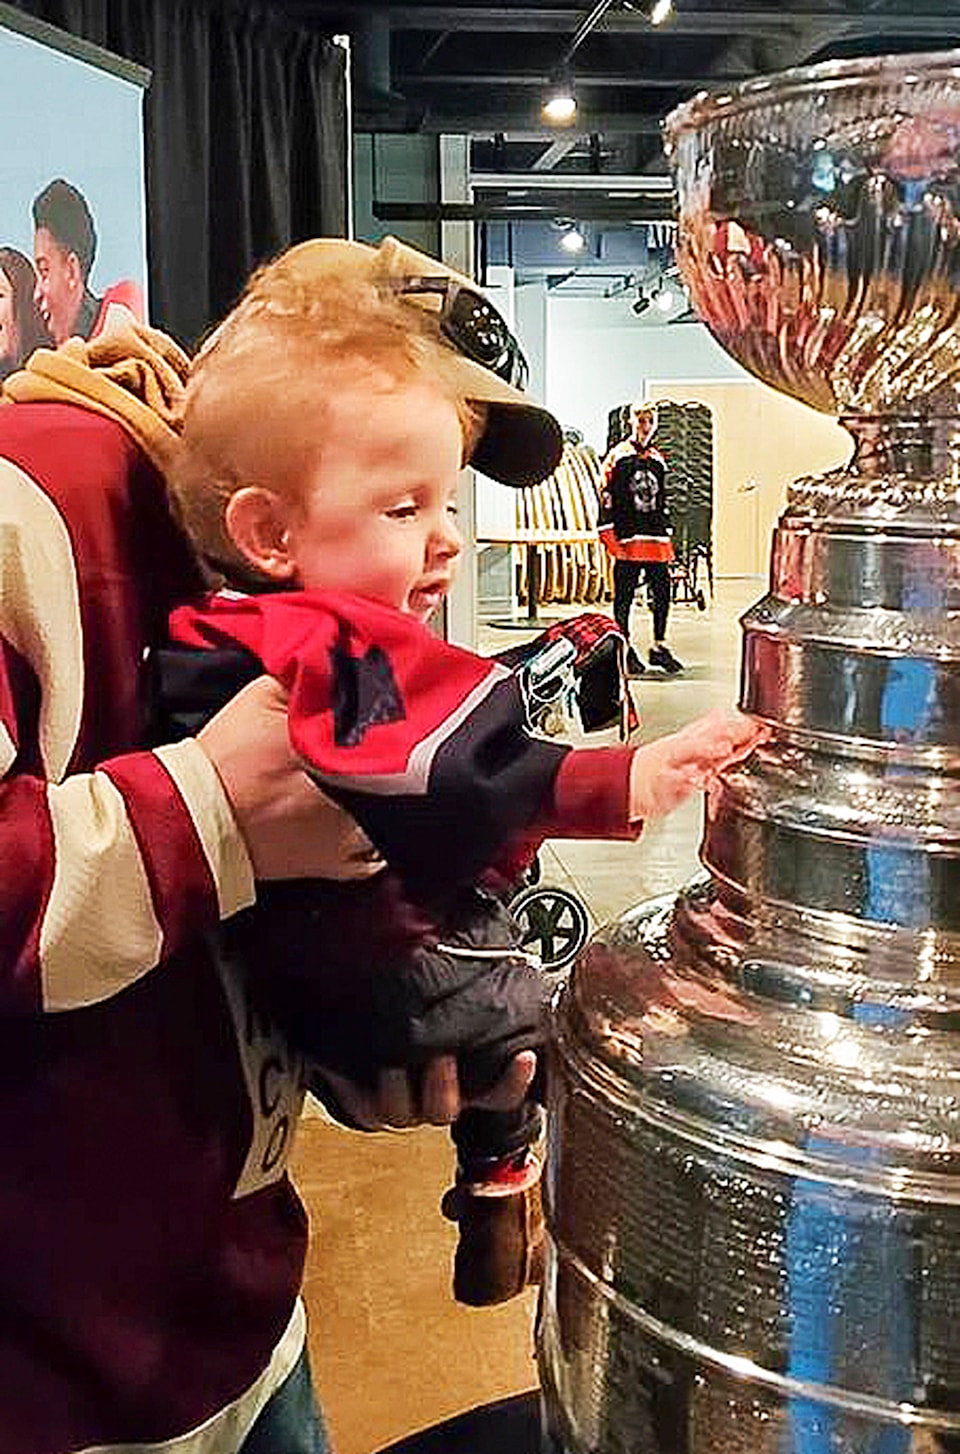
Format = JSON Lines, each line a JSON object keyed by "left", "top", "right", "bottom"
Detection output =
{"left": 599, "top": 399, "right": 684, "bottom": 676}
{"left": 0, "top": 245, "right": 51, "bottom": 379}
{"left": 32, "top": 176, "right": 145, "bottom": 345}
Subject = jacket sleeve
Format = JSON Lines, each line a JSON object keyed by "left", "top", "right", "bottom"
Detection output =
{"left": 537, "top": 744, "right": 641, "bottom": 839}
{"left": 482, "top": 744, "right": 641, "bottom": 894}
{"left": 0, "top": 455, "right": 254, "bottom": 1017}
{"left": 0, "top": 670, "right": 254, "bottom": 1017}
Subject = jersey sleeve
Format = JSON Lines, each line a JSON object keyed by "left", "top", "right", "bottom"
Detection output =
{"left": 0, "top": 689, "right": 254, "bottom": 1016}
{"left": 535, "top": 744, "right": 641, "bottom": 840}
{"left": 598, "top": 451, "right": 620, "bottom": 551}
{"left": 0, "top": 449, "right": 254, "bottom": 1017}
{"left": 601, "top": 443, "right": 621, "bottom": 484}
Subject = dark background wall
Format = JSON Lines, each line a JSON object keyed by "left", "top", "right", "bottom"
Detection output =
{"left": 7, "top": 0, "right": 347, "bottom": 346}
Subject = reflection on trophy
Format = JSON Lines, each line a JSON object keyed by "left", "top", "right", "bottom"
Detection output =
{"left": 539, "top": 50, "right": 960, "bottom": 1454}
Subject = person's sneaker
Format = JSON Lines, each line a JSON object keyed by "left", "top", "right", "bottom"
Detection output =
{"left": 625, "top": 646, "right": 646, "bottom": 677}
{"left": 649, "top": 644, "right": 684, "bottom": 674}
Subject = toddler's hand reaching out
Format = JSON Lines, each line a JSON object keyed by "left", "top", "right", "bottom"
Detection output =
{"left": 628, "top": 709, "right": 769, "bottom": 821}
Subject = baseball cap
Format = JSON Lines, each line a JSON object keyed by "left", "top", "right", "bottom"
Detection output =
{"left": 267, "top": 235, "right": 563, "bottom": 487}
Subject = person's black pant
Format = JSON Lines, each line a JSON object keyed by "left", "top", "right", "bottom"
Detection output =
{"left": 613, "top": 559, "right": 671, "bottom": 645}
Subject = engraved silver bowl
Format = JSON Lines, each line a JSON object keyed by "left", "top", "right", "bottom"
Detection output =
{"left": 539, "top": 48, "right": 960, "bottom": 1454}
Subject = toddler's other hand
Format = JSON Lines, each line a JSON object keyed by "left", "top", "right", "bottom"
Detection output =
{"left": 628, "top": 709, "right": 769, "bottom": 821}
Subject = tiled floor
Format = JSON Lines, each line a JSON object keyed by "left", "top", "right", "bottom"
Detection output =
{"left": 289, "top": 576, "right": 766, "bottom": 1454}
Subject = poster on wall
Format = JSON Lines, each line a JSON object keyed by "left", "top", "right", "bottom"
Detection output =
{"left": 0, "top": 4, "right": 149, "bottom": 380}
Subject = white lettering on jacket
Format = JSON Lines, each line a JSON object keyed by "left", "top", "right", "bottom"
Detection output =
{"left": 217, "top": 948, "right": 305, "bottom": 1198}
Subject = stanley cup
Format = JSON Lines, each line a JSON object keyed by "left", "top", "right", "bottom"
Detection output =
{"left": 539, "top": 50, "right": 960, "bottom": 1454}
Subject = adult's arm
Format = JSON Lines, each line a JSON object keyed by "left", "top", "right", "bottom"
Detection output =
{"left": 0, "top": 730, "right": 250, "bottom": 1016}
{"left": 0, "top": 670, "right": 377, "bottom": 1016}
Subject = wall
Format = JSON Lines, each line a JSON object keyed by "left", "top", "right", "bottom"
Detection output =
{"left": 543, "top": 292, "right": 848, "bottom": 576}
{"left": 545, "top": 293, "right": 747, "bottom": 453}
{"left": 645, "top": 381, "right": 848, "bottom": 578}
{"left": 352, "top": 133, "right": 439, "bottom": 252}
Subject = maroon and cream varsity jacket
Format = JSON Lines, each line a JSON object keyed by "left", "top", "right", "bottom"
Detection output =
{"left": 0, "top": 332, "right": 311, "bottom": 1453}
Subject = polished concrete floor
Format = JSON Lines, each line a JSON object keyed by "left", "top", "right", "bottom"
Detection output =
{"left": 289, "top": 575, "right": 765, "bottom": 1454}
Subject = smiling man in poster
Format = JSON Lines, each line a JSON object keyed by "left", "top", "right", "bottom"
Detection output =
{"left": 32, "top": 177, "right": 145, "bottom": 344}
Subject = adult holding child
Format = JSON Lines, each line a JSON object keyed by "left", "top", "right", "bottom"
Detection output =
{"left": 0, "top": 250, "right": 541, "bottom": 1454}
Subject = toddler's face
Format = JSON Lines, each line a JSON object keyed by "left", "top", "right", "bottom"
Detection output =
{"left": 285, "top": 377, "right": 465, "bottom": 623}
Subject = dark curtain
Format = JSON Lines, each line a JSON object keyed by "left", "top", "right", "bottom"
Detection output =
{"left": 8, "top": 0, "right": 347, "bottom": 346}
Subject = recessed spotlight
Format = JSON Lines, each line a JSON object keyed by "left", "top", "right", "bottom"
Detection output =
{"left": 542, "top": 73, "right": 577, "bottom": 125}
{"left": 623, "top": 0, "right": 675, "bottom": 23}
{"left": 559, "top": 225, "right": 586, "bottom": 254}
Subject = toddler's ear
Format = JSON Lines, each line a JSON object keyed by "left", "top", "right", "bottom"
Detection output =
{"left": 224, "top": 486, "right": 297, "bottom": 582}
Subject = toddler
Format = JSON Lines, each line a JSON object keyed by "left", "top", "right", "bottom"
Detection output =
{"left": 157, "top": 235, "right": 767, "bottom": 1304}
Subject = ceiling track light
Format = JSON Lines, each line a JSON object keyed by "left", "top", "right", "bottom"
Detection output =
{"left": 542, "top": 70, "right": 577, "bottom": 126}
{"left": 559, "top": 222, "right": 587, "bottom": 254}
{"left": 543, "top": 0, "right": 674, "bottom": 129}
{"left": 542, "top": 0, "right": 617, "bottom": 126}
{"left": 622, "top": 0, "right": 675, "bottom": 23}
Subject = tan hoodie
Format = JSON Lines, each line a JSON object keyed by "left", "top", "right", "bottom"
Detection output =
{"left": 2, "top": 321, "right": 190, "bottom": 477}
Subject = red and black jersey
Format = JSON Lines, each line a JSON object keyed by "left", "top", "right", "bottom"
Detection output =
{"left": 0, "top": 401, "right": 309, "bottom": 1454}
{"left": 598, "top": 439, "right": 675, "bottom": 563}
{"left": 166, "top": 588, "right": 641, "bottom": 900}
{"left": 160, "top": 593, "right": 642, "bottom": 1117}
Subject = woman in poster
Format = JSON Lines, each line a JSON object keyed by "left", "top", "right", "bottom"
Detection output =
{"left": 0, "top": 246, "right": 50, "bottom": 379}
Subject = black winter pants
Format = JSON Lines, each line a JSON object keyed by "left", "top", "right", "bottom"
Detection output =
{"left": 613, "top": 558, "right": 671, "bottom": 644}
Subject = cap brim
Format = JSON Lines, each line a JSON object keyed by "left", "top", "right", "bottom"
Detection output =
{"left": 276, "top": 236, "right": 563, "bottom": 487}
{"left": 447, "top": 351, "right": 563, "bottom": 486}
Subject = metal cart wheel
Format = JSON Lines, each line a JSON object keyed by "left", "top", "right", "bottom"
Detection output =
{"left": 509, "top": 884, "right": 591, "bottom": 974}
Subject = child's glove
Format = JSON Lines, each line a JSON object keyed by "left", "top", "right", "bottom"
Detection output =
{"left": 440, "top": 1144, "right": 545, "bottom": 1307}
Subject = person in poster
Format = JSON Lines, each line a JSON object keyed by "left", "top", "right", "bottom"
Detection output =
{"left": 0, "top": 245, "right": 50, "bottom": 378}
{"left": 32, "top": 176, "right": 145, "bottom": 344}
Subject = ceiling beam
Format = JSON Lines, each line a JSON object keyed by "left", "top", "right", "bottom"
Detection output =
{"left": 373, "top": 197, "right": 675, "bottom": 220}
{"left": 532, "top": 138, "right": 581, "bottom": 170}
{"left": 405, "top": 109, "right": 668, "bottom": 133}
{"left": 311, "top": 6, "right": 960, "bottom": 37}
{"left": 402, "top": 71, "right": 756, "bottom": 87}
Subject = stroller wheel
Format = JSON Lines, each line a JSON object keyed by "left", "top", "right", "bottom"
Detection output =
{"left": 509, "top": 884, "right": 591, "bottom": 974}
{"left": 695, "top": 589, "right": 707, "bottom": 611}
